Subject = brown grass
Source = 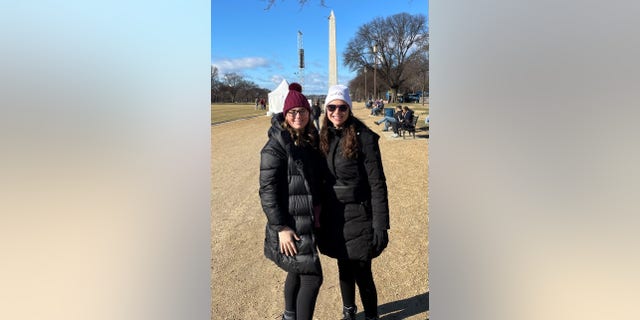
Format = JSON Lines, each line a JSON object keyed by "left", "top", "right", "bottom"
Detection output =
{"left": 211, "top": 102, "right": 429, "bottom": 319}
{"left": 211, "top": 103, "right": 269, "bottom": 125}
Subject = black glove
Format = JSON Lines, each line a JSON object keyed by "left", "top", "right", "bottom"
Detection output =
{"left": 372, "top": 228, "right": 389, "bottom": 256}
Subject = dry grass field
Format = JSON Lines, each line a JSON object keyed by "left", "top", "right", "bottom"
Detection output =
{"left": 211, "top": 101, "right": 429, "bottom": 126}
{"left": 211, "top": 103, "right": 269, "bottom": 125}
{"left": 211, "top": 102, "right": 429, "bottom": 319}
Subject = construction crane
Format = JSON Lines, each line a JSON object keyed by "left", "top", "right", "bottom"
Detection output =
{"left": 297, "top": 30, "right": 304, "bottom": 87}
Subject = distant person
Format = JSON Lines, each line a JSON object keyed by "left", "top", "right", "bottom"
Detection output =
{"left": 374, "top": 105, "right": 402, "bottom": 132}
{"left": 391, "top": 106, "right": 415, "bottom": 138}
{"left": 370, "top": 100, "right": 383, "bottom": 116}
{"left": 259, "top": 83, "right": 324, "bottom": 320}
{"left": 318, "top": 85, "right": 390, "bottom": 320}
{"left": 260, "top": 98, "right": 266, "bottom": 110}
{"left": 255, "top": 98, "right": 260, "bottom": 110}
{"left": 312, "top": 100, "right": 322, "bottom": 129}
{"left": 402, "top": 106, "right": 414, "bottom": 122}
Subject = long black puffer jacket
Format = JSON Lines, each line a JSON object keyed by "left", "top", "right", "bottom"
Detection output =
{"left": 318, "top": 117, "right": 390, "bottom": 261}
{"left": 259, "top": 113, "right": 323, "bottom": 274}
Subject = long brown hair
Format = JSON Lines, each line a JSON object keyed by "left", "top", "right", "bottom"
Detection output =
{"left": 282, "top": 117, "right": 318, "bottom": 148}
{"left": 319, "top": 111, "right": 358, "bottom": 159}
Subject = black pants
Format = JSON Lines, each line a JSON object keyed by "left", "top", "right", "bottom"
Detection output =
{"left": 338, "top": 259, "right": 378, "bottom": 318}
{"left": 391, "top": 122, "right": 401, "bottom": 134}
{"left": 284, "top": 271, "right": 323, "bottom": 320}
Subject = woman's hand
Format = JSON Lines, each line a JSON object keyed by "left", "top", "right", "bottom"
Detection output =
{"left": 278, "top": 227, "right": 300, "bottom": 256}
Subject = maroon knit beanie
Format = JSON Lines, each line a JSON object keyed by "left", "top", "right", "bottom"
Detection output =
{"left": 283, "top": 82, "right": 311, "bottom": 115}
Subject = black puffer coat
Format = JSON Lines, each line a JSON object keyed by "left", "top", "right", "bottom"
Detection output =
{"left": 259, "top": 113, "right": 323, "bottom": 274}
{"left": 318, "top": 117, "right": 390, "bottom": 261}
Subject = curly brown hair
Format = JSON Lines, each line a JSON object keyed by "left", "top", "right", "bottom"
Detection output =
{"left": 282, "top": 117, "right": 318, "bottom": 148}
{"left": 319, "top": 111, "right": 358, "bottom": 159}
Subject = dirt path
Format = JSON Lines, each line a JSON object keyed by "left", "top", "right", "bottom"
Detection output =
{"left": 212, "top": 105, "right": 429, "bottom": 319}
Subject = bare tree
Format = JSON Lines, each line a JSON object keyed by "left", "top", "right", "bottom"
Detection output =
{"left": 222, "top": 73, "right": 247, "bottom": 103}
{"left": 402, "top": 49, "right": 429, "bottom": 94}
{"left": 211, "top": 66, "right": 220, "bottom": 103}
{"left": 343, "top": 12, "right": 428, "bottom": 102}
{"left": 211, "top": 66, "right": 219, "bottom": 88}
{"left": 212, "top": 72, "right": 271, "bottom": 103}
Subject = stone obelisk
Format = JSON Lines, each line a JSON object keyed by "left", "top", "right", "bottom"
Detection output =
{"left": 328, "top": 10, "right": 338, "bottom": 87}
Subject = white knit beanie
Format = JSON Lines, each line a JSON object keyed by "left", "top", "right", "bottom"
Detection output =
{"left": 324, "top": 84, "right": 352, "bottom": 109}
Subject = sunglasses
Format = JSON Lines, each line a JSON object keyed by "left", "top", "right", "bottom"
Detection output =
{"left": 286, "top": 109, "right": 309, "bottom": 117}
{"left": 326, "top": 104, "right": 349, "bottom": 112}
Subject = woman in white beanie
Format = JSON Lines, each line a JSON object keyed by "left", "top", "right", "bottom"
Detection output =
{"left": 317, "top": 84, "right": 390, "bottom": 320}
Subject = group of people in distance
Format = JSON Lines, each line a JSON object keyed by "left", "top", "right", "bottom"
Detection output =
{"left": 255, "top": 97, "right": 267, "bottom": 110}
{"left": 260, "top": 83, "right": 389, "bottom": 320}
{"left": 367, "top": 99, "right": 385, "bottom": 116}
{"left": 374, "top": 105, "right": 415, "bottom": 138}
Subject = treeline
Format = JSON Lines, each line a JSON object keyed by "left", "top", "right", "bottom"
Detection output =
{"left": 211, "top": 67, "right": 270, "bottom": 103}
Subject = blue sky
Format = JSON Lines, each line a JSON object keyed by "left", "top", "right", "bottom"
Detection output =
{"left": 212, "top": 0, "right": 428, "bottom": 95}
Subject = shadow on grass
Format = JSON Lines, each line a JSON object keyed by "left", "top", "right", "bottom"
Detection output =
{"left": 380, "top": 291, "right": 429, "bottom": 320}
{"left": 415, "top": 126, "right": 429, "bottom": 139}
{"left": 403, "top": 127, "right": 428, "bottom": 140}
{"left": 355, "top": 292, "right": 429, "bottom": 320}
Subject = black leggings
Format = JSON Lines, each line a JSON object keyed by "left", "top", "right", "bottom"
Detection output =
{"left": 284, "top": 272, "right": 323, "bottom": 320}
{"left": 338, "top": 259, "right": 378, "bottom": 318}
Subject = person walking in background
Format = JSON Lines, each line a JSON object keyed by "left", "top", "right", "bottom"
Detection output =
{"left": 317, "top": 85, "right": 390, "bottom": 320}
{"left": 260, "top": 98, "right": 266, "bottom": 110}
{"left": 374, "top": 105, "right": 402, "bottom": 132}
{"left": 311, "top": 100, "right": 322, "bottom": 129}
{"left": 259, "top": 83, "right": 325, "bottom": 320}
{"left": 255, "top": 97, "right": 260, "bottom": 110}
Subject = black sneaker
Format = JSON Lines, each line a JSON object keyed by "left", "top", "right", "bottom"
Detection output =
{"left": 281, "top": 310, "right": 295, "bottom": 320}
{"left": 342, "top": 305, "right": 357, "bottom": 320}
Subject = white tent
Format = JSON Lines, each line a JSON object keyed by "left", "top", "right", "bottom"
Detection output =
{"left": 267, "top": 79, "right": 289, "bottom": 116}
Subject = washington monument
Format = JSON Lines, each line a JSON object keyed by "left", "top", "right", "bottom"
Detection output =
{"left": 328, "top": 10, "right": 337, "bottom": 87}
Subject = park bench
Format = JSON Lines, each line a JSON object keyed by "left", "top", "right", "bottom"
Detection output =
{"left": 398, "top": 115, "right": 419, "bottom": 139}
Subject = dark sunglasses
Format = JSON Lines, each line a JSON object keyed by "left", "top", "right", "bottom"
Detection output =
{"left": 286, "top": 109, "right": 309, "bottom": 117}
{"left": 326, "top": 104, "right": 349, "bottom": 112}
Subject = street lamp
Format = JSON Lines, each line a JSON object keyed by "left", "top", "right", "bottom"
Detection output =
{"left": 364, "top": 67, "right": 367, "bottom": 101}
{"left": 372, "top": 44, "right": 377, "bottom": 100}
{"left": 422, "top": 68, "right": 426, "bottom": 106}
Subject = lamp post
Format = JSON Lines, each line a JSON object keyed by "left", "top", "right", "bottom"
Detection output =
{"left": 364, "top": 67, "right": 367, "bottom": 101}
{"left": 372, "top": 44, "right": 377, "bottom": 100}
{"left": 422, "top": 69, "right": 426, "bottom": 106}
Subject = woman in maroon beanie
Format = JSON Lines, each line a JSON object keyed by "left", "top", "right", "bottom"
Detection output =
{"left": 259, "top": 83, "right": 325, "bottom": 320}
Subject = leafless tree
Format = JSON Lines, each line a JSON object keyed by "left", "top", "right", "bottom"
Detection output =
{"left": 211, "top": 66, "right": 220, "bottom": 102}
{"left": 222, "top": 73, "right": 247, "bottom": 103}
{"left": 402, "top": 49, "right": 429, "bottom": 94}
{"left": 344, "top": 12, "right": 428, "bottom": 102}
{"left": 211, "top": 66, "right": 219, "bottom": 88}
{"left": 211, "top": 72, "right": 270, "bottom": 103}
